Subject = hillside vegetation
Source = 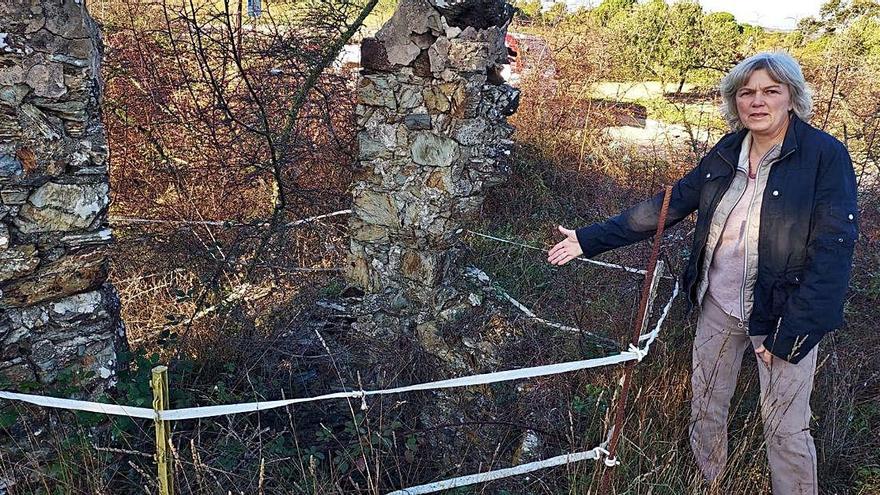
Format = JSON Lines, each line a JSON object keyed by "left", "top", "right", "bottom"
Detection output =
{"left": 2, "top": 0, "right": 878, "bottom": 493}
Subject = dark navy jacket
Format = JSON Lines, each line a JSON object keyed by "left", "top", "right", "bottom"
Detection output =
{"left": 575, "top": 114, "right": 859, "bottom": 363}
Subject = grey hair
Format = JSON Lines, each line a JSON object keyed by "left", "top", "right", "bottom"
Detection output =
{"left": 719, "top": 51, "right": 813, "bottom": 130}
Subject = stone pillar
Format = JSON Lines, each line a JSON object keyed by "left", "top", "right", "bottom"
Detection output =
{"left": 0, "top": 0, "right": 124, "bottom": 391}
{"left": 346, "top": 0, "right": 519, "bottom": 333}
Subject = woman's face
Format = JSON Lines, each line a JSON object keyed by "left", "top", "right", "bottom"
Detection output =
{"left": 735, "top": 69, "right": 793, "bottom": 138}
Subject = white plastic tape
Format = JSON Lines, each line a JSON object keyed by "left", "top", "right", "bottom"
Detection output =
{"left": 159, "top": 349, "right": 643, "bottom": 421}
{"left": 466, "top": 230, "right": 653, "bottom": 276}
{"left": 0, "top": 391, "right": 154, "bottom": 419}
{"left": 465, "top": 266, "right": 617, "bottom": 346}
{"left": 0, "top": 279, "right": 680, "bottom": 424}
{"left": 387, "top": 445, "right": 614, "bottom": 495}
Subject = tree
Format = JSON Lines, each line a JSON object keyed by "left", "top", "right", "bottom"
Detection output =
{"left": 606, "top": 0, "right": 669, "bottom": 80}
{"left": 660, "top": 0, "right": 705, "bottom": 91}
{"left": 513, "top": 0, "right": 542, "bottom": 22}
{"left": 591, "top": 0, "right": 636, "bottom": 27}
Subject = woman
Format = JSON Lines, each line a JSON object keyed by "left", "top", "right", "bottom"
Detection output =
{"left": 547, "top": 52, "right": 858, "bottom": 494}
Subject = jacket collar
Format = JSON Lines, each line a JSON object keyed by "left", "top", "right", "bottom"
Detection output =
{"left": 717, "top": 111, "right": 802, "bottom": 167}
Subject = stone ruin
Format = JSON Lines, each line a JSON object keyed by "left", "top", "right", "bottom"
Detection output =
{"left": 345, "top": 0, "right": 520, "bottom": 364}
{"left": 0, "top": 0, "right": 124, "bottom": 392}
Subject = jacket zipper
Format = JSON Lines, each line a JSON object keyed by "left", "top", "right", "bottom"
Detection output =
{"left": 739, "top": 148, "right": 773, "bottom": 321}
{"left": 685, "top": 150, "right": 737, "bottom": 306}
{"left": 743, "top": 147, "right": 796, "bottom": 326}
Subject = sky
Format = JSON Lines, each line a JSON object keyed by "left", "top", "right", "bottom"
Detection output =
{"left": 554, "top": 0, "right": 828, "bottom": 31}
{"left": 696, "top": 0, "right": 826, "bottom": 30}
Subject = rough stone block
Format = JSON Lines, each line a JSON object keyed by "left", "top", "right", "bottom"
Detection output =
{"left": 446, "top": 40, "right": 489, "bottom": 72}
{"left": 411, "top": 132, "right": 459, "bottom": 167}
{"left": 358, "top": 124, "right": 398, "bottom": 160}
{"left": 14, "top": 182, "right": 109, "bottom": 233}
{"left": 404, "top": 113, "right": 432, "bottom": 130}
{"left": 353, "top": 189, "right": 400, "bottom": 228}
{"left": 358, "top": 74, "right": 398, "bottom": 109}
{"left": 0, "top": 248, "right": 108, "bottom": 309}
{"left": 0, "top": 244, "right": 39, "bottom": 282}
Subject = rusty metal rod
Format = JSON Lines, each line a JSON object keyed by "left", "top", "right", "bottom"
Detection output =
{"left": 599, "top": 185, "right": 673, "bottom": 492}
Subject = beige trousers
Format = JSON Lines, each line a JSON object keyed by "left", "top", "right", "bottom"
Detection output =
{"left": 690, "top": 294, "right": 818, "bottom": 494}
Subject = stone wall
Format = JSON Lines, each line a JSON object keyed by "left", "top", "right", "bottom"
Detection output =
{"left": 346, "top": 0, "right": 519, "bottom": 325}
{"left": 0, "top": 0, "right": 124, "bottom": 391}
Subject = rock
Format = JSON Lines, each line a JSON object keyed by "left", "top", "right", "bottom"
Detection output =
{"left": 0, "top": 223, "right": 8, "bottom": 249}
{"left": 50, "top": 290, "right": 103, "bottom": 320}
{"left": 386, "top": 41, "right": 422, "bottom": 67}
{"left": 401, "top": 249, "right": 439, "bottom": 284}
{"left": 0, "top": 244, "right": 39, "bottom": 282}
{"left": 0, "top": 104, "right": 22, "bottom": 141}
{"left": 423, "top": 85, "right": 451, "bottom": 113}
{"left": 404, "top": 113, "right": 432, "bottom": 130}
{"left": 428, "top": 36, "right": 451, "bottom": 73}
{"left": 1, "top": 188, "right": 29, "bottom": 205}
{"left": 452, "top": 118, "right": 487, "bottom": 145}
{"left": 425, "top": 168, "right": 452, "bottom": 192}
{"left": 376, "top": 0, "right": 442, "bottom": 39}
{"left": 19, "top": 103, "right": 61, "bottom": 140}
{"left": 411, "top": 132, "right": 459, "bottom": 167}
{"left": 61, "top": 228, "right": 112, "bottom": 247}
{"left": 14, "top": 182, "right": 109, "bottom": 233}
{"left": 375, "top": 0, "right": 442, "bottom": 66}
{"left": 446, "top": 40, "right": 488, "bottom": 72}
{"left": 0, "top": 65, "right": 25, "bottom": 87}
{"left": 25, "top": 63, "right": 67, "bottom": 99}
{"left": 0, "top": 249, "right": 108, "bottom": 309}
{"left": 360, "top": 38, "right": 393, "bottom": 72}
{"left": 0, "top": 154, "right": 22, "bottom": 177}
{"left": 358, "top": 74, "right": 398, "bottom": 109}
{"left": 351, "top": 222, "right": 390, "bottom": 243}
{"left": 412, "top": 33, "right": 436, "bottom": 49}
{"left": 33, "top": 99, "right": 87, "bottom": 123}
{"left": 358, "top": 124, "right": 397, "bottom": 160}
{"left": 397, "top": 84, "right": 424, "bottom": 110}
{"left": 352, "top": 189, "right": 400, "bottom": 228}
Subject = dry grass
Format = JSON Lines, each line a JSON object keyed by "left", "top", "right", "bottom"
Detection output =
{"left": 2, "top": 8, "right": 879, "bottom": 495}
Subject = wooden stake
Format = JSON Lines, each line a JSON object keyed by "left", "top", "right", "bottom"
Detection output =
{"left": 152, "top": 366, "right": 174, "bottom": 495}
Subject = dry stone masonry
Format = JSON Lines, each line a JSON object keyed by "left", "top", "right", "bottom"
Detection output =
{"left": 346, "top": 0, "right": 519, "bottom": 362}
{"left": 0, "top": 0, "right": 124, "bottom": 391}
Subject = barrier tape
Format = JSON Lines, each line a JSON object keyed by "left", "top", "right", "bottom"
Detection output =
{"left": 0, "top": 280, "right": 678, "bottom": 423}
{"left": 387, "top": 280, "right": 679, "bottom": 495}
{"left": 466, "top": 230, "right": 670, "bottom": 277}
{"left": 110, "top": 209, "right": 352, "bottom": 228}
{"left": 387, "top": 445, "right": 615, "bottom": 495}
{"left": 465, "top": 266, "right": 618, "bottom": 347}
{"left": 0, "top": 391, "right": 154, "bottom": 419}
{"left": 0, "top": 351, "right": 637, "bottom": 421}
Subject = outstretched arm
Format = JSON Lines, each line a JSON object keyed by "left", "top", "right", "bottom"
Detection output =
{"left": 548, "top": 161, "right": 706, "bottom": 265}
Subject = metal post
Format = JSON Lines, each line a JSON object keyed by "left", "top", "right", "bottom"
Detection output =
{"left": 152, "top": 366, "right": 174, "bottom": 495}
{"left": 600, "top": 185, "right": 673, "bottom": 492}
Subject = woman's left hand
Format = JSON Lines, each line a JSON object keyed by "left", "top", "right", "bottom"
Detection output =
{"left": 755, "top": 345, "right": 773, "bottom": 367}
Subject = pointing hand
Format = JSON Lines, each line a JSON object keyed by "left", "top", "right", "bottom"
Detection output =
{"left": 547, "top": 225, "right": 584, "bottom": 266}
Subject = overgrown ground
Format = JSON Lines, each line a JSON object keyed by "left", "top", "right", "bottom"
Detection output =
{"left": 2, "top": 1, "right": 879, "bottom": 494}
